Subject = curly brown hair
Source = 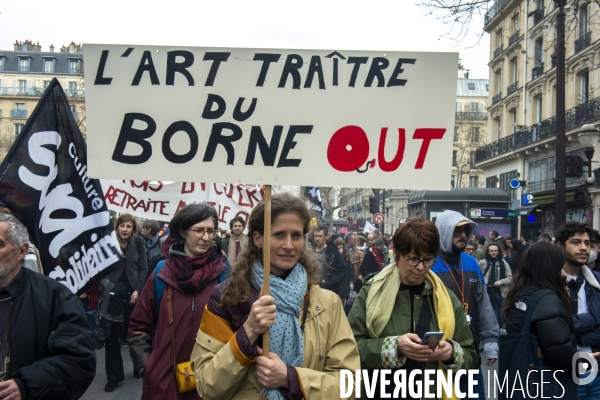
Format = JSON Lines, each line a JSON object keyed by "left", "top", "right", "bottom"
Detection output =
{"left": 220, "top": 193, "right": 322, "bottom": 306}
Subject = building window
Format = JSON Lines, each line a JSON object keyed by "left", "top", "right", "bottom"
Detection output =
{"left": 18, "top": 58, "right": 30, "bottom": 73}
{"left": 468, "top": 83, "right": 475, "bottom": 90}
{"left": 16, "top": 103, "right": 25, "bottom": 111}
{"left": 499, "top": 170, "right": 518, "bottom": 199}
{"left": 43, "top": 59, "right": 55, "bottom": 74}
{"left": 511, "top": 58, "right": 518, "bottom": 83}
{"left": 456, "top": 102, "right": 463, "bottom": 112}
{"left": 486, "top": 176, "right": 498, "bottom": 188}
{"left": 451, "top": 175, "right": 457, "bottom": 188}
{"left": 15, "top": 124, "right": 24, "bottom": 137}
{"left": 534, "top": 39, "right": 543, "bottom": 65}
{"left": 69, "top": 59, "right": 81, "bottom": 75}
{"left": 18, "top": 80, "right": 27, "bottom": 93}
{"left": 513, "top": 15, "right": 519, "bottom": 32}
{"left": 0, "top": 57, "right": 4, "bottom": 72}
{"left": 470, "top": 102, "right": 483, "bottom": 113}
{"left": 452, "top": 150, "right": 458, "bottom": 167}
{"left": 469, "top": 151, "right": 476, "bottom": 167}
{"left": 579, "top": 4, "right": 590, "bottom": 37}
{"left": 536, "top": 96, "right": 543, "bottom": 123}
{"left": 581, "top": 71, "right": 590, "bottom": 103}
{"left": 454, "top": 126, "right": 459, "bottom": 141}
{"left": 43, "top": 80, "right": 51, "bottom": 90}
{"left": 470, "top": 127, "right": 480, "bottom": 142}
{"left": 68, "top": 81, "right": 78, "bottom": 95}
{"left": 496, "top": 118, "right": 501, "bottom": 140}
{"left": 495, "top": 70, "right": 502, "bottom": 94}
{"left": 469, "top": 176, "right": 479, "bottom": 188}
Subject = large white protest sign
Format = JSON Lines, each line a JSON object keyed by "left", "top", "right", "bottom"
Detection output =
{"left": 100, "top": 180, "right": 263, "bottom": 228}
{"left": 84, "top": 45, "right": 457, "bottom": 190}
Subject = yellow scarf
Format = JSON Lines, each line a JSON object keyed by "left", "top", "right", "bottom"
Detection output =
{"left": 366, "top": 262, "right": 459, "bottom": 400}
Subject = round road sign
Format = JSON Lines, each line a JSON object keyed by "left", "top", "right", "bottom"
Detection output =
{"left": 374, "top": 213, "right": 385, "bottom": 224}
{"left": 509, "top": 178, "right": 521, "bottom": 189}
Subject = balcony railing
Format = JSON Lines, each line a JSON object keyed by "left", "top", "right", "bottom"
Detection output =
{"left": 0, "top": 86, "right": 85, "bottom": 98}
{"left": 484, "top": 0, "right": 512, "bottom": 26}
{"left": 532, "top": 8, "right": 544, "bottom": 26}
{"left": 493, "top": 44, "right": 504, "bottom": 59}
{"left": 532, "top": 62, "right": 544, "bottom": 79}
{"left": 475, "top": 95, "right": 600, "bottom": 163}
{"left": 492, "top": 92, "right": 502, "bottom": 105}
{"left": 507, "top": 81, "right": 519, "bottom": 96}
{"left": 11, "top": 109, "right": 28, "bottom": 118}
{"left": 575, "top": 31, "right": 592, "bottom": 54}
{"left": 508, "top": 30, "right": 520, "bottom": 46}
{"left": 455, "top": 112, "right": 488, "bottom": 121}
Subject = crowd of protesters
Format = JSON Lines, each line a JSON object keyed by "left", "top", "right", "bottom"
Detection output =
{"left": 3, "top": 192, "right": 600, "bottom": 400}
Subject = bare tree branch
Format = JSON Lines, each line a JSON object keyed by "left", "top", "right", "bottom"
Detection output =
{"left": 419, "top": 0, "right": 493, "bottom": 44}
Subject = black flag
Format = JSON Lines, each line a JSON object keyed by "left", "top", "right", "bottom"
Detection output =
{"left": 0, "top": 79, "right": 121, "bottom": 295}
{"left": 304, "top": 186, "right": 325, "bottom": 216}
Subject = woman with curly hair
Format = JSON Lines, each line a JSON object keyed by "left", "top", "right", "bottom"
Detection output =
{"left": 192, "top": 193, "right": 360, "bottom": 400}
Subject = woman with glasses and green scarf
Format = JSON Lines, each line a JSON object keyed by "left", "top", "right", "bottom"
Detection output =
{"left": 348, "top": 217, "right": 476, "bottom": 399}
{"left": 128, "top": 203, "right": 230, "bottom": 400}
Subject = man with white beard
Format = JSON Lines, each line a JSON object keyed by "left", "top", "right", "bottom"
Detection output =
{"left": 0, "top": 213, "right": 95, "bottom": 399}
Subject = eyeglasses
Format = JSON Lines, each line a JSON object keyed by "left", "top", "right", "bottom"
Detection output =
{"left": 404, "top": 256, "right": 435, "bottom": 268}
{"left": 189, "top": 228, "right": 217, "bottom": 238}
{"left": 453, "top": 226, "right": 469, "bottom": 237}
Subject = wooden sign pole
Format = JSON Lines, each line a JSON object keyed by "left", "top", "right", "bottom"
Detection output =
{"left": 262, "top": 184, "right": 271, "bottom": 357}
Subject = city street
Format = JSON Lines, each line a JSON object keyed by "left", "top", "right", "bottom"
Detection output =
{"left": 81, "top": 349, "right": 497, "bottom": 399}
{"left": 81, "top": 347, "right": 142, "bottom": 400}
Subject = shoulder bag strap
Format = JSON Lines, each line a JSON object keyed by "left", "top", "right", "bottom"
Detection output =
{"left": 522, "top": 290, "right": 542, "bottom": 335}
{"left": 484, "top": 259, "right": 492, "bottom": 276}
{"left": 167, "top": 284, "right": 177, "bottom": 371}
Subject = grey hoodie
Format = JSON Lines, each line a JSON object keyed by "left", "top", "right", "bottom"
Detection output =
{"left": 432, "top": 210, "right": 500, "bottom": 364}
{"left": 435, "top": 210, "right": 477, "bottom": 254}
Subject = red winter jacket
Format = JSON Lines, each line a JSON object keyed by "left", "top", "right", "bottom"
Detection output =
{"left": 128, "top": 244, "right": 229, "bottom": 400}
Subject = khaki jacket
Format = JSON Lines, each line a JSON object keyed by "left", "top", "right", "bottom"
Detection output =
{"left": 191, "top": 285, "right": 360, "bottom": 400}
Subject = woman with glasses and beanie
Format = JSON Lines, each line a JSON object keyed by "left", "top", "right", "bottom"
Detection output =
{"left": 348, "top": 217, "right": 476, "bottom": 398}
{"left": 128, "top": 204, "right": 230, "bottom": 400}
{"left": 192, "top": 193, "right": 360, "bottom": 399}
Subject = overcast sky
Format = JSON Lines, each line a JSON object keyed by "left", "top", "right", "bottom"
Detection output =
{"left": 0, "top": 0, "right": 490, "bottom": 79}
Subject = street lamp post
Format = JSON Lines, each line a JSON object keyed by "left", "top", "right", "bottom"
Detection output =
{"left": 578, "top": 124, "right": 600, "bottom": 176}
{"left": 555, "top": 0, "right": 567, "bottom": 229}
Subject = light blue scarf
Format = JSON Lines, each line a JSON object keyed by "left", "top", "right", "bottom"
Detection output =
{"left": 251, "top": 262, "right": 307, "bottom": 400}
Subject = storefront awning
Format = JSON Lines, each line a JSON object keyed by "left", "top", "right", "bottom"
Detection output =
{"left": 513, "top": 204, "right": 542, "bottom": 216}
{"left": 533, "top": 191, "right": 575, "bottom": 205}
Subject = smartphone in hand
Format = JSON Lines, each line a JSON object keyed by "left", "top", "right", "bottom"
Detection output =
{"left": 419, "top": 332, "right": 444, "bottom": 350}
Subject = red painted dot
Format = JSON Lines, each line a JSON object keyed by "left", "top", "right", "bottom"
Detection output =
{"left": 327, "top": 126, "right": 370, "bottom": 172}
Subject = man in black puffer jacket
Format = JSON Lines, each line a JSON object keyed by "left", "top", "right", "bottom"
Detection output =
{"left": 0, "top": 213, "right": 96, "bottom": 399}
